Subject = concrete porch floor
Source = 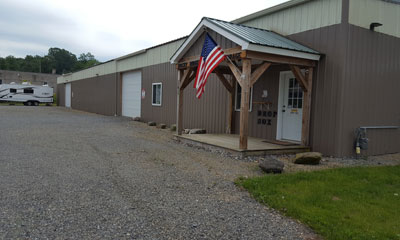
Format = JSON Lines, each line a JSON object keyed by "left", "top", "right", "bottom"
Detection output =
{"left": 176, "top": 134, "right": 310, "bottom": 157}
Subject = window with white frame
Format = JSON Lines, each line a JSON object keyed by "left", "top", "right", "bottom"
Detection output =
{"left": 234, "top": 81, "right": 253, "bottom": 111}
{"left": 152, "top": 83, "right": 162, "bottom": 106}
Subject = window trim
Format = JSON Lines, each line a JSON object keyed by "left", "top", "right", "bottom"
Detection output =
{"left": 151, "top": 82, "right": 162, "bottom": 106}
{"left": 234, "top": 81, "right": 253, "bottom": 112}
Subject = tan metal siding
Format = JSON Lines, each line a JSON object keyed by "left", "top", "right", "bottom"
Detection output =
{"left": 57, "top": 61, "right": 117, "bottom": 84}
{"left": 238, "top": 0, "right": 342, "bottom": 35}
{"left": 141, "top": 63, "right": 178, "bottom": 126}
{"left": 117, "top": 39, "right": 186, "bottom": 73}
{"left": 70, "top": 73, "right": 117, "bottom": 116}
{"left": 340, "top": 25, "right": 400, "bottom": 156}
{"left": 349, "top": 0, "right": 400, "bottom": 39}
{"left": 288, "top": 23, "right": 349, "bottom": 156}
{"left": 141, "top": 62, "right": 230, "bottom": 133}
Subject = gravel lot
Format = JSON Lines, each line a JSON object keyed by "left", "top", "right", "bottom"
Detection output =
{"left": 0, "top": 106, "right": 319, "bottom": 240}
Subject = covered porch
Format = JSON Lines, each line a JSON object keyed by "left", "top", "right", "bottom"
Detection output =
{"left": 177, "top": 133, "right": 310, "bottom": 156}
{"left": 170, "top": 17, "right": 320, "bottom": 153}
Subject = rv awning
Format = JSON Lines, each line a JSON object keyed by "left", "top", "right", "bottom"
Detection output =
{"left": 170, "top": 17, "right": 320, "bottom": 64}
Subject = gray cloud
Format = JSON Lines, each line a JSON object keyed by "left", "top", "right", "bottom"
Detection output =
{"left": 0, "top": 1, "right": 116, "bottom": 60}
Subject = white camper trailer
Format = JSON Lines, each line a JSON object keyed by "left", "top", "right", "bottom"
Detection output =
{"left": 0, "top": 82, "right": 53, "bottom": 106}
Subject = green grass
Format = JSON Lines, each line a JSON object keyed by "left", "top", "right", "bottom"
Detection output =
{"left": 236, "top": 166, "right": 400, "bottom": 240}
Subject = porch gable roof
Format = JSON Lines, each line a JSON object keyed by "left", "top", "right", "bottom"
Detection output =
{"left": 170, "top": 17, "right": 320, "bottom": 64}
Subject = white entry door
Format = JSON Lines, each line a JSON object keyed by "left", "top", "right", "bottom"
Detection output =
{"left": 65, "top": 83, "right": 71, "bottom": 108}
{"left": 278, "top": 72, "right": 303, "bottom": 142}
{"left": 122, "top": 71, "right": 141, "bottom": 118}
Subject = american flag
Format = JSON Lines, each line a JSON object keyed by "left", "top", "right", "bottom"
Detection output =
{"left": 194, "top": 34, "right": 226, "bottom": 98}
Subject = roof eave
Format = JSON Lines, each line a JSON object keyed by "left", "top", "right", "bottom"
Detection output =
{"left": 245, "top": 43, "right": 320, "bottom": 61}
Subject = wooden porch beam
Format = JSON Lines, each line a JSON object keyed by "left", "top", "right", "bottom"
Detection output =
{"left": 301, "top": 67, "right": 314, "bottom": 146}
{"left": 214, "top": 69, "right": 233, "bottom": 93}
{"left": 250, "top": 62, "right": 271, "bottom": 87}
{"left": 246, "top": 50, "right": 316, "bottom": 67}
{"left": 178, "top": 46, "right": 242, "bottom": 65}
{"left": 290, "top": 65, "right": 308, "bottom": 91}
{"left": 239, "top": 58, "right": 251, "bottom": 150}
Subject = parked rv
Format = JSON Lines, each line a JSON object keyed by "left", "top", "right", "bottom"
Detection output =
{"left": 0, "top": 82, "right": 53, "bottom": 106}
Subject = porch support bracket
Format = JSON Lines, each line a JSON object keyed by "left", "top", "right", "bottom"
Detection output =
{"left": 290, "top": 65, "right": 309, "bottom": 91}
{"left": 250, "top": 62, "right": 271, "bottom": 87}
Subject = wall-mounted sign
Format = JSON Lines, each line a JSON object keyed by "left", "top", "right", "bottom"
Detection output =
{"left": 141, "top": 88, "right": 145, "bottom": 99}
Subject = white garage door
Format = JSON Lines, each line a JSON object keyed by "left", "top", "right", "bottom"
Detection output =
{"left": 65, "top": 83, "right": 71, "bottom": 108}
{"left": 122, "top": 71, "right": 141, "bottom": 117}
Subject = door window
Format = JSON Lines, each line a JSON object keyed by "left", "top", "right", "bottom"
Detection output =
{"left": 287, "top": 78, "right": 303, "bottom": 109}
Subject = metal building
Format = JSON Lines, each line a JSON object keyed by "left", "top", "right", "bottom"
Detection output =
{"left": 57, "top": 0, "right": 400, "bottom": 157}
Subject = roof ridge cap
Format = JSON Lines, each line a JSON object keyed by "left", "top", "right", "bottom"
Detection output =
{"left": 203, "top": 16, "right": 273, "bottom": 33}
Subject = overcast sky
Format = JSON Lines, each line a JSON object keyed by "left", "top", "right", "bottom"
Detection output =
{"left": 0, "top": 0, "right": 288, "bottom": 62}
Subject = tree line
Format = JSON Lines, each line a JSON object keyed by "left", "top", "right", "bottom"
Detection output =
{"left": 0, "top": 47, "right": 100, "bottom": 75}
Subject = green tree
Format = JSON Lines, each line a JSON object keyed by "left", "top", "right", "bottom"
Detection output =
{"left": 73, "top": 52, "right": 99, "bottom": 71}
{"left": 47, "top": 47, "right": 77, "bottom": 74}
{"left": 0, "top": 48, "right": 101, "bottom": 74}
{"left": 22, "top": 55, "right": 42, "bottom": 73}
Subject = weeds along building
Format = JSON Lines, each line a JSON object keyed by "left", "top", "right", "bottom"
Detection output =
{"left": 57, "top": 0, "right": 400, "bottom": 157}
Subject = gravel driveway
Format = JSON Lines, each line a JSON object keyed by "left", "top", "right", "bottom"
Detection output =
{"left": 0, "top": 106, "right": 318, "bottom": 239}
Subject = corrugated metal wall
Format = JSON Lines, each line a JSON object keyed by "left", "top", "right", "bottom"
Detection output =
{"left": 140, "top": 62, "right": 230, "bottom": 133}
{"left": 237, "top": 0, "right": 342, "bottom": 36}
{"left": 70, "top": 73, "right": 117, "bottom": 116}
{"left": 288, "top": 23, "right": 349, "bottom": 156}
{"left": 339, "top": 24, "right": 400, "bottom": 156}
{"left": 57, "top": 84, "right": 65, "bottom": 107}
{"left": 349, "top": 0, "right": 400, "bottom": 39}
{"left": 141, "top": 64, "right": 177, "bottom": 126}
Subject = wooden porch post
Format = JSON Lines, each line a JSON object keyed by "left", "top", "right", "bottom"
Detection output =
{"left": 227, "top": 77, "right": 235, "bottom": 134}
{"left": 177, "top": 69, "right": 184, "bottom": 135}
{"left": 214, "top": 69, "right": 235, "bottom": 134}
{"left": 302, "top": 67, "right": 313, "bottom": 146}
{"left": 176, "top": 67, "right": 195, "bottom": 135}
{"left": 290, "top": 65, "right": 314, "bottom": 146}
{"left": 239, "top": 58, "right": 251, "bottom": 150}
